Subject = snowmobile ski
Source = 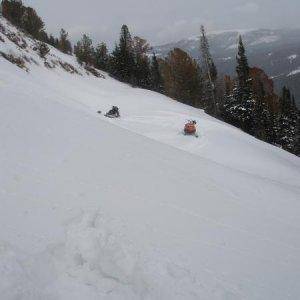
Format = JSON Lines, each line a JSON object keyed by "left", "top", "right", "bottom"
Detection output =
{"left": 183, "top": 131, "right": 199, "bottom": 138}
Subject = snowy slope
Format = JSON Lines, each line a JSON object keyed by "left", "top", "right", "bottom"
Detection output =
{"left": 1, "top": 18, "right": 300, "bottom": 299}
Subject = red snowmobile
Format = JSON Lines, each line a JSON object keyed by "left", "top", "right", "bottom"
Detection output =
{"left": 184, "top": 120, "right": 198, "bottom": 137}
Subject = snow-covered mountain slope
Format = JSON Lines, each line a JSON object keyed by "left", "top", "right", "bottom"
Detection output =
{"left": 1, "top": 18, "right": 300, "bottom": 299}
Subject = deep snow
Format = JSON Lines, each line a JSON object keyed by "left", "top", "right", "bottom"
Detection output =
{"left": 1, "top": 18, "right": 300, "bottom": 299}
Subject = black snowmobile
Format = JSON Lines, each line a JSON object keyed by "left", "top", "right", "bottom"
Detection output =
{"left": 105, "top": 106, "right": 120, "bottom": 118}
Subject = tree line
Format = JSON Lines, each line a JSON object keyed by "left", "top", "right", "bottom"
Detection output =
{"left": 73, "top": 26, "right": 164, "bottom": 92}
{"left": 1, "top": 0, "right": 72, "bottom": 54}
{"left": 1, "top": 0, "right": 299, "bottom": 155}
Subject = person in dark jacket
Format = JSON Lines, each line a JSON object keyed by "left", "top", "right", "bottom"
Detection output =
{"left": 106, "top": 106, "right": 120, "bottom": 118}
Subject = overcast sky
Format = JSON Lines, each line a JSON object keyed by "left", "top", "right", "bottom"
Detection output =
{"left": 24, "top": 0, "right": 300, "bottom": 47}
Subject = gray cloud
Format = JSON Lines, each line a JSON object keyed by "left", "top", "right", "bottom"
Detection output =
{"left": 234, "top": 2, "right": 259, "bottom": 13}
{"left": 23, "top": 0, "right": 300, "bottom": 47}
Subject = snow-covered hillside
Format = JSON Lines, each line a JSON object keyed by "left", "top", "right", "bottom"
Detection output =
{"left": 1, "top": 18, "right": 300, "bottom": 299}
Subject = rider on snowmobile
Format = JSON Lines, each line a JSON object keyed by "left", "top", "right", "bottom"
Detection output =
{"left": 106, "top": 106, "right": 120, "bottom": 118}
{"left": 184, "top": 120, "right": 197, "bottom": 136}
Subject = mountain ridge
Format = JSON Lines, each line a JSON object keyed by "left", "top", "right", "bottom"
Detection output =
{"left": 154, "top": 28, "right": 300, "bottom": 106}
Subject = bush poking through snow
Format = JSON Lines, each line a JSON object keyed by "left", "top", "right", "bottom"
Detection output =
{"left": 85, "top": 64, "right": 104, "bottom": 78}
{"left": 58, "top": 61, "right": 81, "bottom": 75}
{"left": 0, "top": 51, "right": 27, "bottom": 70}
{"left": 37, "top": 42, "right": 49, "bottom": 58}
{"left": 0, "top": 27, "right": 28, "bottom": 49}
{"left": 44, "top": 61, "right": 55, "bottom": 69}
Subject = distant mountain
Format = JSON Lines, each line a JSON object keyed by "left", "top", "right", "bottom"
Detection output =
{"left": 154, "top": 28, "right": 300, "bottom": 106}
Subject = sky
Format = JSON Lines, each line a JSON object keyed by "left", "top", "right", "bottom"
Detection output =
{"left": 24, "top": 0, "right": 300, "bottom": 47}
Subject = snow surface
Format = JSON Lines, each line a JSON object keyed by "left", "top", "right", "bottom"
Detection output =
{"left": 220, "top": 57, "right": 232, "bottom": 61}
{"left": 209, "top": 29, "right": 254, "bottom": 36}
{"left": 1, "top": 18, "right": 300, "bottom": 299}
{"left": 288, "top": 54, "right": 298, "bottom": 63}
{"left": 249, "top": 35, "right": 279, "bottom": 46}
{"left": 226, "top": 43, "right": 238, "bottom": 50}
{"left": 226, "top": 34, "right": 279, "bottom": 50}
{"left": 288, "top": 68, "right": 300, "bottom": 77}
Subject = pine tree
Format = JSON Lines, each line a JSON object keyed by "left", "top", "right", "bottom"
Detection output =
{"left": 295, "top": 110, "right": 300, "bottom": 156}
{"left": 132, "top": 36, "right": 151, "bottom": 88}
{"left": 1, "top": 0, "right": 24, "bottom": 27}
{"left": 110, "top": 25, "right": 135, "bottom": 84}
{"left": 48, "top": 34, "right": 59, "bottom": 48}
{"left": 236, "top": 36, "right": 249, "bottom": 85}
{"left": 266, "top": 112, "right": 278, "bottom": 144}
{"left": 150, "top": 53, "right": 164, "bottom": 93}
{"left": 74, "top": 34, "right": 95, "bottom": 65}
{"left": 200, "top": 25, "right": 218, "bottom": 115}
{"left": 58, "top": 29, "right": 72, "bottom": 54}
{"left": 21, "top": 6, "right": 44, "bottom": 38}
{"left": 253, "top": 81, "right": 271, "bottom": 141}
{"left": 223, "top": 35, "right": 256, "bottom": 134}
{"left": 37, "top": 30, "right": 49, "bottom": 43}
{"left": 94, "top": 42, "right": 109, "bottom": 71}
{"left": 134, "top": 55, "right": 151, "bottom": 88}
{"left": 276, "top": 87, "right": 299, "bottom": 153}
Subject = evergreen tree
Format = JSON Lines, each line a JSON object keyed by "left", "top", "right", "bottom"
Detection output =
{"left": 235, "top": 36, "right": 256, "bottom": 134}
{"left": 21, "top": 6, "right": 44, "bottom": 38}
{"left": 74, "top": 34, "right": 95, "bottom": 65}
{"left": 37, "top": 30, "right": 49, "bottom": 43}
{"left": 236, "top": 36, "right": 250, "bottom": 88}
{"left": 200, "top": 25, "right": 218, "bottom": 115}
{"left": 134, "top": 55, "right": 151, "bottom": 88}
{"left": 253, "top": 82, "right": 271, "bottom": 141}
{"left": 58, "top": 29, "right": 72, "bottom": 54}
{"left": 295, "top": 110, "right": 300, "bottom": 156}
{"left": 266, "top": 112, "right": 279, "bottom": 144}
{"left": 48, "top": 34, "right": 59, "bottom": 48}
{"left": 132, "top": 36, "right": 151, "bottom": 88}
{"left": 94, "top": 42, "right": 109, "bottom": 71}
{"left": 150, "top": 53, "right": 164, "bottom": 93}
{"left": 110, "top": 25, "right": 135, "bottom": 84}
{"left": 1, "top": 1, "right": 45, "bottom": 39}
{"left": 223, "top": 36, "right": 256, "bottom": 134}
{"left": 1, "top": 0, "right": 24, "bottom": 27}
{"left": 276, "top": 87, "right": 299, "bottom": 153}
